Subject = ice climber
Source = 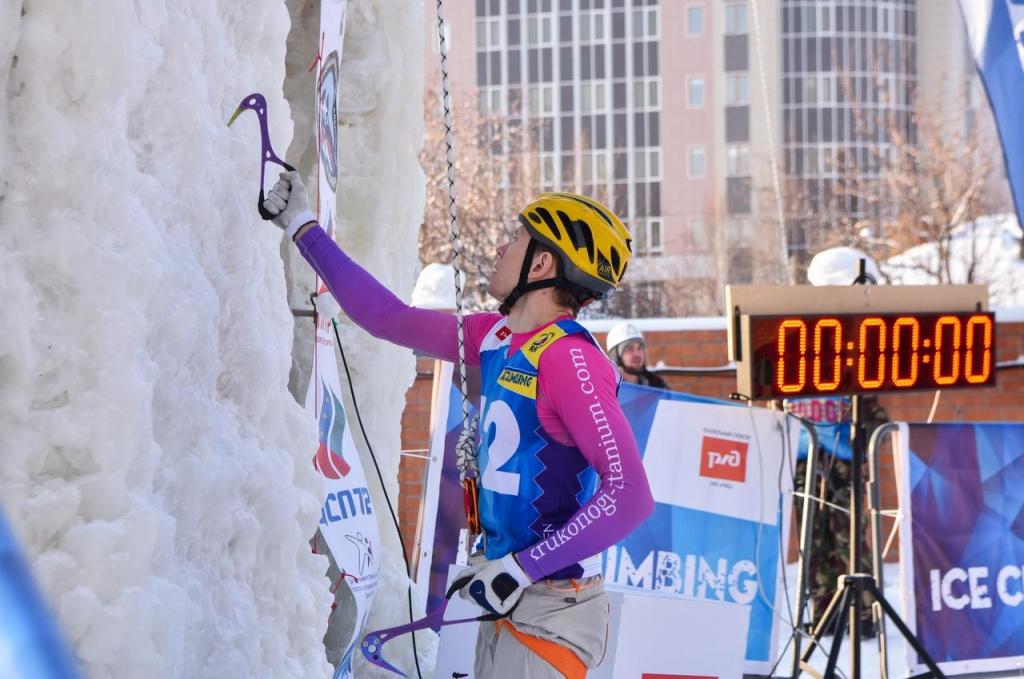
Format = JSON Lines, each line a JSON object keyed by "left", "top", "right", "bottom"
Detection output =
{"left": 263, "top": 170, "right": 654, "bottom": 678}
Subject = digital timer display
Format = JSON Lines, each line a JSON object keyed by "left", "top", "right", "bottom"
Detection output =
{"left": 748, "top": 311, "right": 996, "bottom": 398}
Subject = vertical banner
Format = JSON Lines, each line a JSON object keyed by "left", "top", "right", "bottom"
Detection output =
{"left": 896, "top": 422, "right": 1024, "bottom": 676}
{"left": 418, "top": 363, "right": 797, "bottom": 675}
{"left": 304, "top": 3, "right": 381, "bottom": 677}
{"left": 958, "top": 0, "right": 1024, "bottom": 234}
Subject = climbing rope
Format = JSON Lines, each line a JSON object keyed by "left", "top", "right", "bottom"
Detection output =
{"left": 436, "top": 0, "right": 482, "bottom": 550}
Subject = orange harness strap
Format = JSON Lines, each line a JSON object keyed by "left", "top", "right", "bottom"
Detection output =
{"left": 494, "top": 619, "right": 587, "bottom": 679}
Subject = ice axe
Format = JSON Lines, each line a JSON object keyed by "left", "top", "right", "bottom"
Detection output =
{"left": 227, "top": 92, "right": 296, "bottom": 221}
{"left": 360, "top": 575, "right": 503, "bottom": 677}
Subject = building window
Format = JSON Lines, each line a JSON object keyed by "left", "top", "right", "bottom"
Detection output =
{"left": 580, "top": 11, "right": 606, "bottom": 42}
{"left": 687, "top": 5, "right": 704, "bottom": 36}
{"left": 632, "top": 7, "right": 659, "bottom": 39}
{"left": 635, "top": 219, "right": 664, "bottom": 256}
{"left": 528, "top": 84, "right": 555, "bottom": 116}
{"left": 726, "top": 145, "right": 749, "bottom": 177}
{"left": 478, "top": 87, "right": 502, "bottom": 115}
{"left": 687, "top": 76, "right": 705, "bottom": 107}
{"left": 633, "top": 148, "right": 661, "bottom": 181}
{"left": 648, "top": 219, "right": 663, "bottom": 254}
{"left": 582, "top": 151, "right": 609, "bottom": 183}
{"left": 819, "top": 74, "right": 835, "bottom": 104}
{"left": 580, "top": 82, "right": 607, "bottom": 113}
{"left": 726, "top": 73, "right": 749, "bottom": 105}
{"left": 632, "top": 78, "right": 660, "bottom": 110}
{"left": 648, "top": 148, "right": 661, "bottom": 180}
{"left": 725, "top": 3, "right": 748, "bottom": 35}
{"left": 541, "top": 153, "right": 557, "bottom": 189}
{"left": 476, "top": 17, "right": 502, "bottom": 49}
{"left": 527, "top": 15, "right": 553, "bottom": 45}
{"left": 688, "top": 146, "right": 707, "bottom": 179}
{"left": 690, "top": 217, "right": 708, "bottom": 249}
{"left": 728, "top": 217, "right": 753, "bottom": 242}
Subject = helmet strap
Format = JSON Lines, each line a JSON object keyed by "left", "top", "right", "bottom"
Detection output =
{"left": 499, "top": 239, "right": 558, "bottom": 315}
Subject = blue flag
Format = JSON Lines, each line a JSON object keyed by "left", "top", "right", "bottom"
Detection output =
{"left": 0, "top": 509, "right": 80, "bottom": 679}
{"left": 958, "top": 0, "right": 1024, "bottom": 235}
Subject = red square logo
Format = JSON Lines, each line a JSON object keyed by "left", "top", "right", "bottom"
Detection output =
{"left": 699, "top": 436, "right": 748, "bottom": 483}
{"left": 495, "top": 326, "right": 512, "bottom": 340}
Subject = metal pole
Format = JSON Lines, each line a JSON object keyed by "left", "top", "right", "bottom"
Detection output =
{"left": 849, "top": 394, "right": 864, "bottom": 679}
{"left": 790, "top": 414, "right": 820, "bottom": 679}
{"left": 847, "top": 258, "right": 868, "bottom": 679}
{"left": 868, "top": 422, "right": 900, "bottom": 679}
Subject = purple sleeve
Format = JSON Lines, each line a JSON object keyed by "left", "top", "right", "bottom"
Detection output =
{"left": 295, "top": 225, "right": 499, "bottom": 363}
{"left": 515, "top": 338, "right": 655, "bottom": 581}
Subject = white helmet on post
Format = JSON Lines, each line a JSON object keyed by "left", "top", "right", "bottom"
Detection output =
{"left": 806, "top": 247, "right": 882, "bottom": 286}
{"left": 606, "top": 322, "right": 644, "bottom": 355}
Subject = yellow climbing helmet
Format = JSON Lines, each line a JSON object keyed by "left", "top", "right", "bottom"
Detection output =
{"left": 517, "top": 192, "right": 632, "bottom": 298}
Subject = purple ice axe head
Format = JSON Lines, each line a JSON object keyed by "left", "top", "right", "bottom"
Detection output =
{"left": 361, "top": 575, "right": 503, "bottom": 677}
{"left": 227, "top": 92, "right": 296, "bottom": 221}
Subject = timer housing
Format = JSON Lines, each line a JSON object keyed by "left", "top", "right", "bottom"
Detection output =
{"left": 726, "top": 284, "right": 996, "bottom": 399}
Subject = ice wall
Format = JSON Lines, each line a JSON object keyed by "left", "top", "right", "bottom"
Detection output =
{"left": 0, "top": 0, "right": 436, "bottom": 676}
{"left": 279, "top": 0, "right": 431, "bottom": 675}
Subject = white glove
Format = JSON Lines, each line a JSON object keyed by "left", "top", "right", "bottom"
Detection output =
{"left": 262, "top": 170, "right": 317, "bottom": 239}
{"left": 455, "top": 553, "right": 533, "bottom": 616}
{"left": 312, "top": 291, "right": 341, "bottom": 321}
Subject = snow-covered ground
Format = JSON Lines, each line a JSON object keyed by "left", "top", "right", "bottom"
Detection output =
{"left": 883, "top": 214, "right": 1024, "bottom": 309}
{"left": 0, "top": 2, "right": 424, "bottom": 677}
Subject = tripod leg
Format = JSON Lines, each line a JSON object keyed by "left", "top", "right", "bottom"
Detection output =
{"left": 800, "top": 583, "right": 847, "bottom": 664}
{"left": 864, "top": 582, "right": 945, "bottom": 678}
{"left": 874, "top": 601, "right": 888, "bottom": 679}
{"left": 823, "top": 586, "right": 852, "bottom": 679}
{"left": 850, "top": 576, "right": 862, "bottom": 679}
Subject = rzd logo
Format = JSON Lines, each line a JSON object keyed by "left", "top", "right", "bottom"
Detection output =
{"left": 699, "top": 436, "right": 748, "bottom": 483}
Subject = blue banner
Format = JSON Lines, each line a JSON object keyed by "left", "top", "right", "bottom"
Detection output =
{"left": 898, "top": 422, "right": 1024, "bottom": 674}
{"left": 0, "top": 508, "right": 81, "bottom": 679}
{"left": 422, "top": 372, "right": 797, "bottom": 675}
{"left": 958, "top": 0, "right": 1024, "bottom": 234}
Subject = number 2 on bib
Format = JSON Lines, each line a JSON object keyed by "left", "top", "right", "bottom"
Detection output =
{"left": 479, "top": 397, "right": 521, "bottom": 495}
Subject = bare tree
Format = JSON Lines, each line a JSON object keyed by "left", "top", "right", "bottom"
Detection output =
{"left": 419, "top": 89, "right": 539, "bottom": 311}
{"left": 421, "top": 90, "right": 724, "bottom": 319}
{"left": 588, "top": 278, "right": 718, "bottom": 319}
{"left": 778, "top": 75, "right": 1012, "bottom": 283}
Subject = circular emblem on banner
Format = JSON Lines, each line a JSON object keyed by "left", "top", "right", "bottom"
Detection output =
{"left": 318, "top": 50, "right": 340, "bottom": 193}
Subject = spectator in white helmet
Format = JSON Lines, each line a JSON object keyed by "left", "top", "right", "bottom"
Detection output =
{"left": 605, "top": 322, "right": 668, "bottom": 389}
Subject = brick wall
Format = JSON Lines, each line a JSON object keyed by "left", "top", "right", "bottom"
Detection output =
{"left": 397, "top": 356, "right": 436, "bottom": 566}
{"left": 398, "top": 320, "right": 1024, "bottom": 565}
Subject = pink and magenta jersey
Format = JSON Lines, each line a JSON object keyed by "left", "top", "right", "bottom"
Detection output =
{"left": 296, "top": 225, "right": 653, "bottom": 581}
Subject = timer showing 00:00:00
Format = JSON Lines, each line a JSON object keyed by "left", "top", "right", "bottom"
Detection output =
{"left": 748, "top": 312, "right": 996, "bottom": 398}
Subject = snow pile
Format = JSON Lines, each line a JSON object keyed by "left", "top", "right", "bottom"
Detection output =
{"left": 883, "top": 214, "right": 1024, "bottom": 308}
{"left": 0, "top": 1, "right": 425, "bottom": 676}
{"left": 806, "top": 246, "right": 882, "bottom": 285}
{"left": 411, "top": 263, "right": 459, "bottom": 310}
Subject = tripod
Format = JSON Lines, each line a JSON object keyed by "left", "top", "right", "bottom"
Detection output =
{"left": 796, "top": 263, "right": 946, "bottom": 679}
